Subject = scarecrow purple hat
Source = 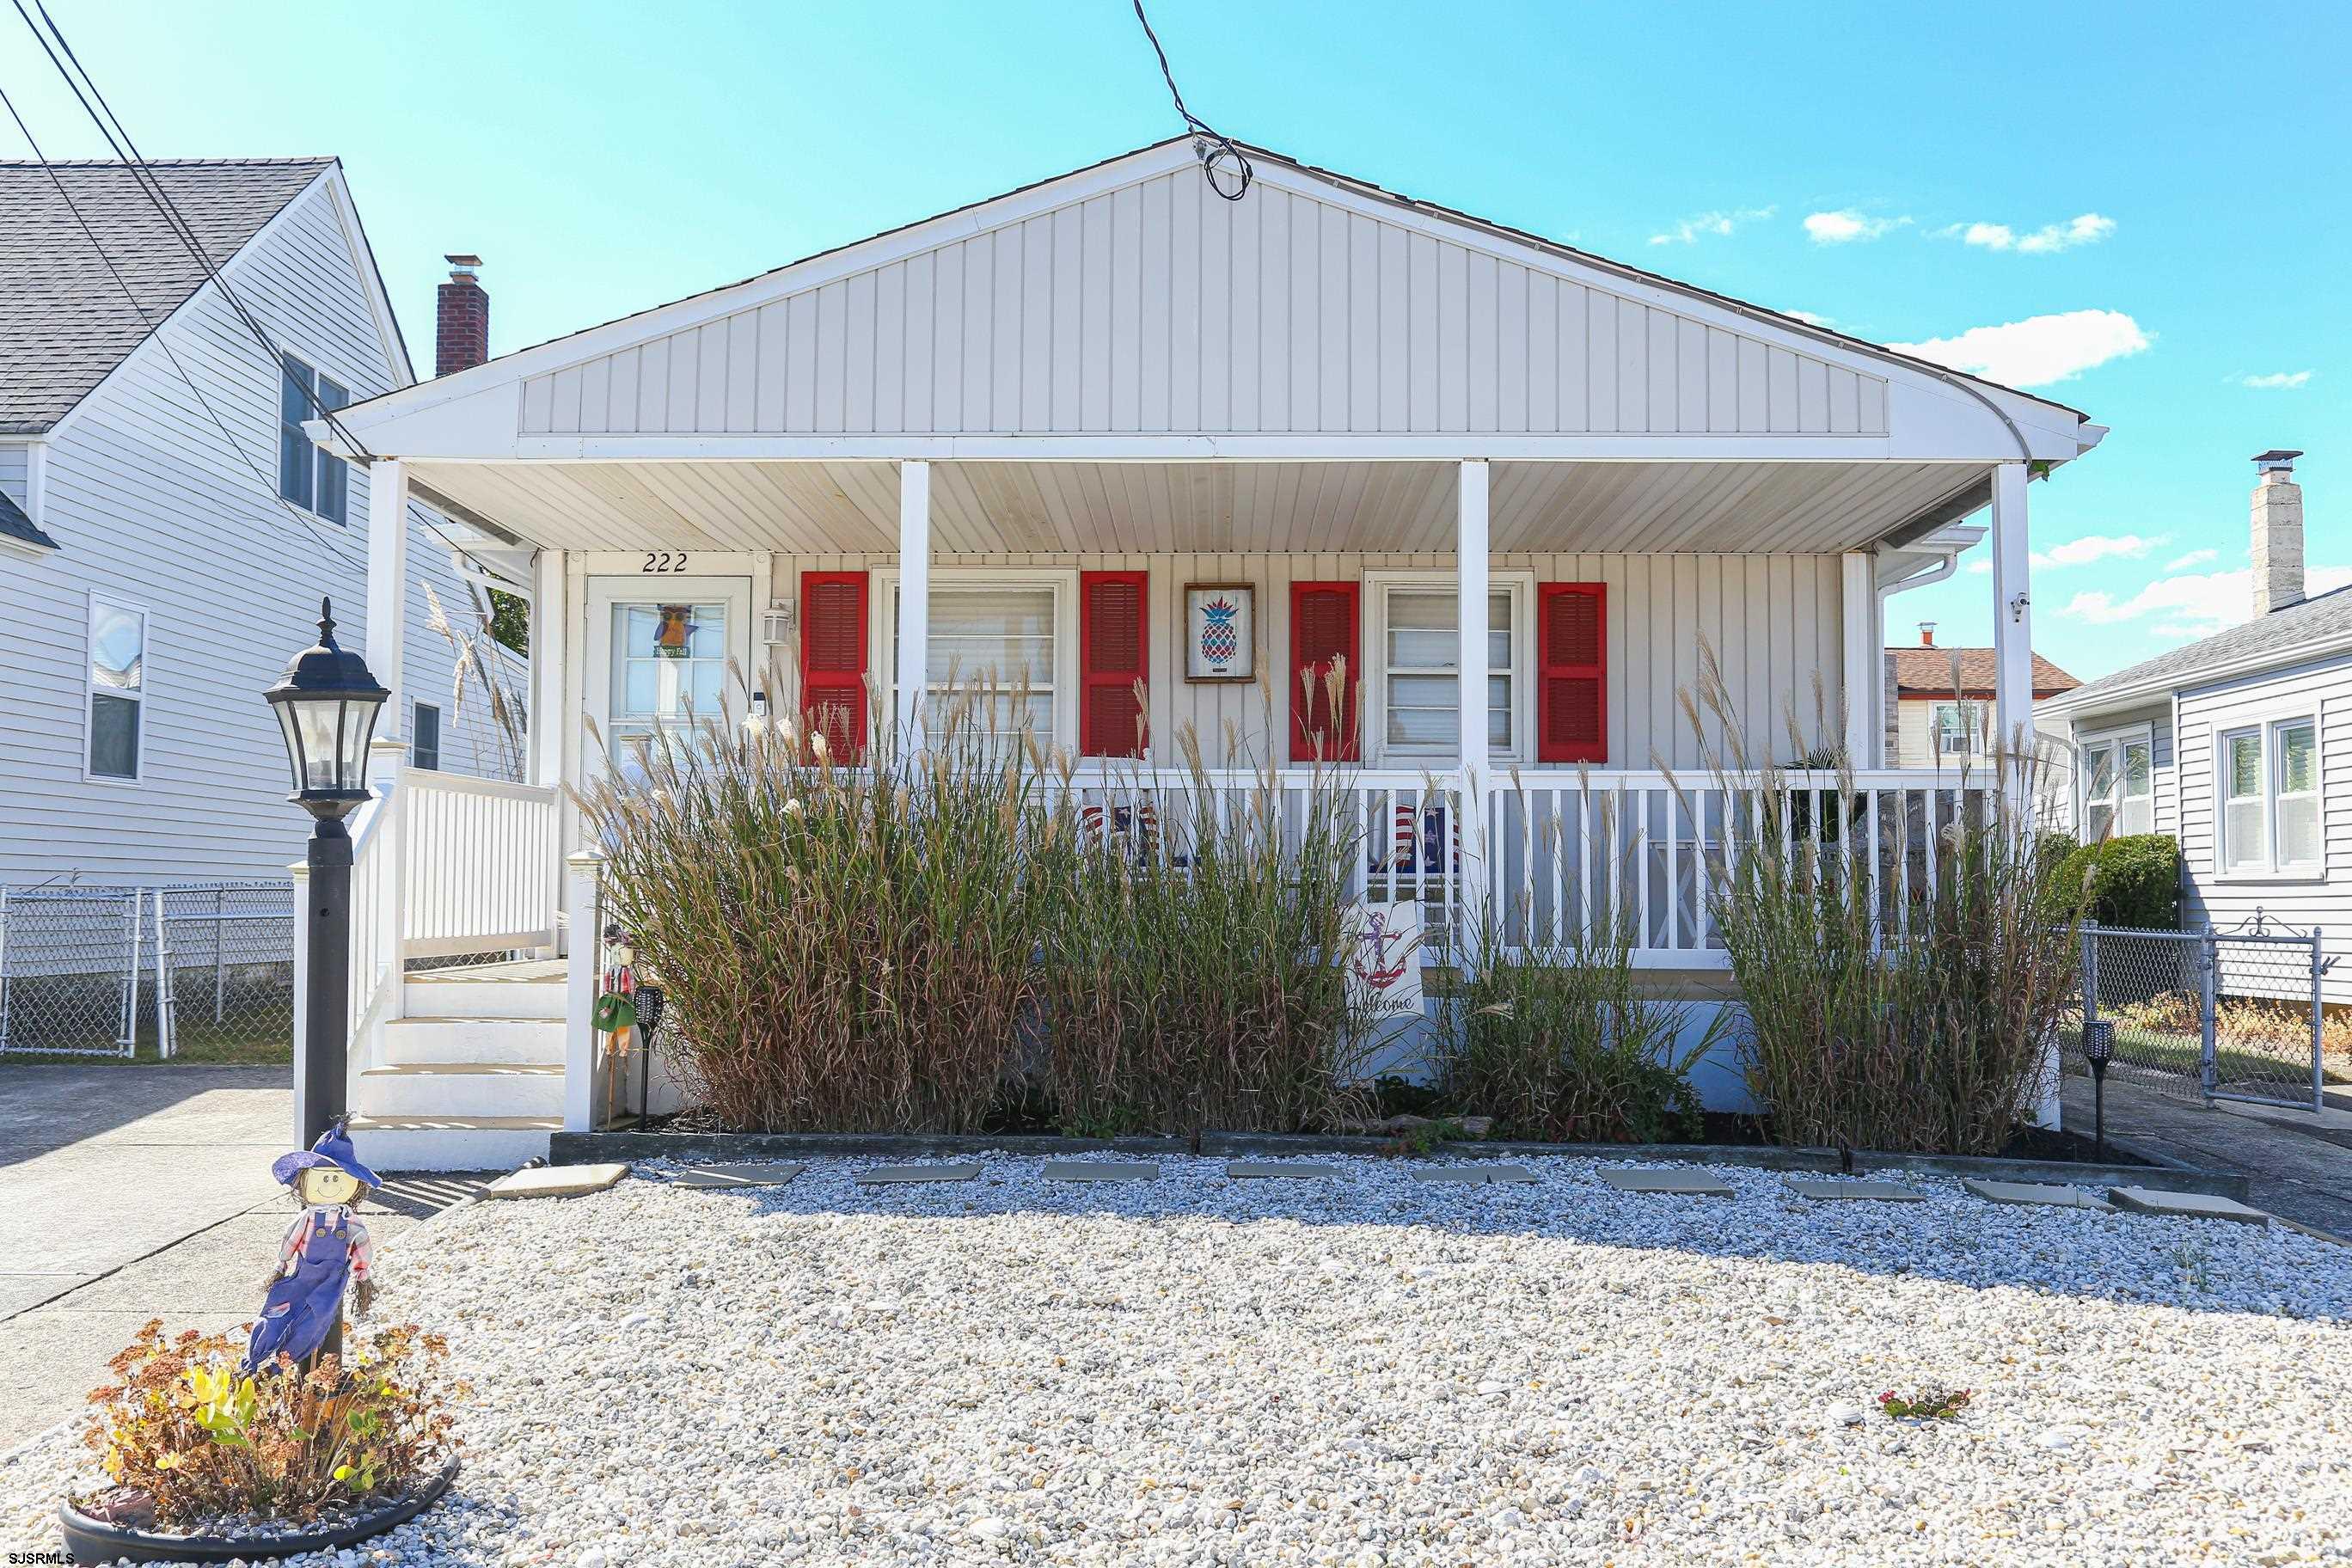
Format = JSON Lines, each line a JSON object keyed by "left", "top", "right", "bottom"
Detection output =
{"left": 270, "top": 1120, "right": 382, "bottom": 1190}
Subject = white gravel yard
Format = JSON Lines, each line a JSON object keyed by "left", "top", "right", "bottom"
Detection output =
{"left": 6, "top": 1155, "right": 2349, "bottom": 1567}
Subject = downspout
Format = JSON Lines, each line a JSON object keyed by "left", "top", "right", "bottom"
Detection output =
{"left": 1870, "top": 545, "right": 1965, "bottom": 767}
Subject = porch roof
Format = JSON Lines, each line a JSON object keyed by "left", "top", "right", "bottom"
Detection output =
{"left": 402, "top": 455, "right": 1996, "bottom": 558}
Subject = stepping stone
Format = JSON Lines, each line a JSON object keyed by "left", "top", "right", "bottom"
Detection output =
{"left": 1226, "top": 1161, "right": 1338, "bottom": 1180}
{"left": 855, "top": 1161, "right": 984, "bottom": 1185}
{"left": 2108, "top": 1187, "right": 2271, "bottom": 1225}
{"left": 1598, "top": 1167, "right": 1735, "bottom": 1197}
{"left": 1411, "top": 1163, "right": 1539, "bottom": 1186}
{"left": 1961, "top": 1179, "right": 2113, "bottom": 1213}
{"left": 484, "top": 1162, "right": 628, "bottom": 1200}
{"left": 675, "top": 1161, "right": 806, "bottom": 1189}
{"left": 1787, "top": 1178, "right": 1927, "bottom": 1203}
{"left": 1043, "top": 1160, "right": 1160, "bottom": 1181}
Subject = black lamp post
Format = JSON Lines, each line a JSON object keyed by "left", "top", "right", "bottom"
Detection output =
{"left": 2082, "top": 1019, "right": 2116, "bottom": 1161}
{"left": 266, "top": 598, "right": 389, "bottom": 1147}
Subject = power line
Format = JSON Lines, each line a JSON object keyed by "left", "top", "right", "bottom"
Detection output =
{"left": 1130, "top": 0, "right": 1251, "bottom": 200}
{"left": 0, "top": 77, "right": 353, "bottom": 569}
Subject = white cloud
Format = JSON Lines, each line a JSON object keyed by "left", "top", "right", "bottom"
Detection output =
{"left": 1804, "top": 209, "right": 1909, "bottom": 244}
{"left": 1963, "top": 533, "right": 2165, "bottom": 574}
{"left": 2235, "top": 370, "right": 2314, "bottom": 389}
{"left": 1887, "top": 309, "right": 2152, "bottom": 387}
{"left": 1945, "top": 212, "right": 2116, "bottom": 254}
{"left": 1648, "top": 205, "right": 1775, "bottom": 245}
{"left": 2064, "top": 564, "right": 2352, "bottom": 637}
{"left": 2165, "top": 548, "right": 2218, "bottom": 572}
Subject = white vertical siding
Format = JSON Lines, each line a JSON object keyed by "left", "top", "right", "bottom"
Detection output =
{"left": 747, "top": 549, "right": 1844, "bottom": 771}
{"left": 0, "top": 179, "right": 514, "bottom": 888}
{"left": 522, "top": 173, "right": 1887, "bottom": 442}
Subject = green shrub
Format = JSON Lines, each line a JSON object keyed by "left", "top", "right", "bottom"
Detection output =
{"left": 1427, "top": 807, "right": 1721, "bottom": 1142}
{"left": 2057, "top": 833, "right": 2181, "bottom": 929}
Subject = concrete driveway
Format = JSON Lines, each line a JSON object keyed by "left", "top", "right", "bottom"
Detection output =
{"left": 0, "top": 1066, "right": 485, "bottom": 1450}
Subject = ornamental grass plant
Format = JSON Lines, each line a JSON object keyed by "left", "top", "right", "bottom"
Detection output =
{"left": 1675, "top": 646, "right": 2084, "bottom": 1155}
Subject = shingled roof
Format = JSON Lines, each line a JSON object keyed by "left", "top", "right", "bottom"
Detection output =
{"left": 0, "top": 159, "right": 334, "bottom": 434}
{"left": 2055, "top": 582, "right": 2352, "bottom": 712}
{"left": 1886, "top": 644, "right": 2079, "bottom": 700}
{"left": 0, "top": 487, "right": 56, "bottom": 553}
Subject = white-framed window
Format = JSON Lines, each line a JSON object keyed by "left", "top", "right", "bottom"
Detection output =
{"left": 279, "top": 356, "right": 349, "bottom": 523}
{"left": 411, "top": 701, "right": 442, "bottom": 772}
{"left": 607, "top": 599, "right": 729, "bottom": 751}
{"left": 875, "top": 568, "right": 1079, "bottom": 756}
{"left": 2079, "top": 727, "right": 2155, "bottom": 839}
{"left": 2216, "top": 717, "right": 2322, "bottom": 877}
{"left": 1363, "top": 572, "right": 1533, "bottom": 765}
{"left": 86, "top": 594, "right": 147, "bottom": 781}
{"left": 1933, "top": 701, "right": 1987, "bottom": 758}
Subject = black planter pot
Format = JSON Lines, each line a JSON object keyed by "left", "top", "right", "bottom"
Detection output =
{"left": 58, "top": 1456, "right": 458, "bottom": 1565}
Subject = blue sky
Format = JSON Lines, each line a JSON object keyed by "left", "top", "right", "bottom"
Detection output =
{"left": 6, "top": 0, "right": 2342, "bottom": 681}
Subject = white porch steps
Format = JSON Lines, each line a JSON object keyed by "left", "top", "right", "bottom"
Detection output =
{"left": 348, "top": 960, "right": 567, "bottom": 1172}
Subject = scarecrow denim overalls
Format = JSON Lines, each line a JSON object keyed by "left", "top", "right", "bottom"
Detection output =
{"left": 243, "top": 1207, "right": 354, "bottom": 1372}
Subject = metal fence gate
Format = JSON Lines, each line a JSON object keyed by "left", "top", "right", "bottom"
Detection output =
{"left": 0, "top": 883, "right": 294, "bottom": 1059}
{"left": 2077, "top": 919, "right": 2334, "bottom": 1112}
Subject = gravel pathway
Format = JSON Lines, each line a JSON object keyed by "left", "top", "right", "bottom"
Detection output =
{"left": 6, "top": 1155, "right": 2349, "bottom": 1565}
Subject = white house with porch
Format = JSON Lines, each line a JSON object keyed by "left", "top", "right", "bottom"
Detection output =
{"left": 303, "top": 139, "right": 2104, "bottom": 1169}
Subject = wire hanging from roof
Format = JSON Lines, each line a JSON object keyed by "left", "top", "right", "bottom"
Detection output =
{"left": 1130, "top": 0, "right": 1251, "bottom": 200}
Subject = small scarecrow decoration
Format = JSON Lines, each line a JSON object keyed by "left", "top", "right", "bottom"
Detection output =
{"left": 242, "top": 1119, "right": 378, "bottom": 1375}
{"left": 594, "top": 925, "right": 666, "bottom": 1118}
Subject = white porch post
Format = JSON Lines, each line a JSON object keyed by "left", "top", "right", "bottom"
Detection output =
{"left": 1840, "top": 552, "right": 1877, "bottom": 766}
{"left": 896, "top": 460, "right": 931, "bottom": 750}
{"left": 562, "top": 848, "right": 604, "bottom": 1131}
{"left": 1456, "top": 460, "right": 1491, "bottom": 964}
{"left": 364, "top": 459, "right": 409, "bottom": 723}
{"left": 1988, "top": 463, "right": 2035, "bottom": 763}
{"left": 531, "top": 548, "right": 568, "bottom": 791}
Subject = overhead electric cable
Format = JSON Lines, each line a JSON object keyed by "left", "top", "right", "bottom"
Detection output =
{"left": 1130, "top": 0, "right": 1251, "bottom": 199}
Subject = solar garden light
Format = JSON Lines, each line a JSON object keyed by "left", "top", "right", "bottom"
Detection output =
{"left": 266, "top": 598, "right": 388, "bottom": 1146}
{"left": 2082, "top": 1019, "right": 2116, "bottom": 1161}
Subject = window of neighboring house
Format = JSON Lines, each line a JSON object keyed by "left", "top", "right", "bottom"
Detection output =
{"left": 2080, "top": 732, "right": 2154, "bottom": 839}
{"left": 2218, "top": 719, "right": 2322, "bottom": 875}
{"left": 87, "top": 596, "right": 147, "bottom": 781}
{"left": 885, "top": 576, "right": 1068, "bottom": 756}
{"left": 1933, "top": 701, "right": 1986, "bottom": 758}
{"left": 1369, "top": 577, "right": 1526, "bottom": 763}
{"left": 412, "top": 701, "right": 442, "bottom": 772}
{"left": 279, "top": 357, "right": 349, "bottom": 522}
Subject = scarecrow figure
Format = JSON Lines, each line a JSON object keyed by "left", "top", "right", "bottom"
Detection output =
{"left": 242, "top": 1119, "right": 378, "bottom": 1374}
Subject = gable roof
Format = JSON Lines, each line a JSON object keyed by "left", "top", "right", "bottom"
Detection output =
{"left": 2053, "top": 583, "right": 2352, "bottom": 714}
{"left": 0, "top": 487, "right": 56, "bottom": 553}
{"left": 1887, "top": 644, "right": 2079, "bottom": 699}
{"left": 0, "top": 158, "right": 334, "bottom": 433}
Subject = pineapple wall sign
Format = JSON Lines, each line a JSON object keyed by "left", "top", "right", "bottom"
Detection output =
{"left": 1183, "top": 583, "right": 1255, "bottom": 683}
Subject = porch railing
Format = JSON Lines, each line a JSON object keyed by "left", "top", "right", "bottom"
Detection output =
{"left": 400, "top": 769, "right": 564, "bottom": 959}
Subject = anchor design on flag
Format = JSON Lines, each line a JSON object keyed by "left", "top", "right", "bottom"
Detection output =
{"left": 1353, "top": 908, "right": 1410, "bottom": 990}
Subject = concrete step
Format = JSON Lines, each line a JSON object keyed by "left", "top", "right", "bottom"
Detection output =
{"left": 403, "top": 972, "right": 567, "bottom": 1021}
{"left": 380, "top": 1015, "right": 565, "bottom": 1066}
{"left": 357, "top": 1062, "right": 566, "bottom": 1118}
{"left": 347, "top": 1114, "right": 555, "bottom": 1173}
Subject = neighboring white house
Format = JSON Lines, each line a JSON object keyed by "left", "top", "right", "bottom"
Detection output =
{"left": 290, "top": 138, "right": 2105, "bottom": 1167}
{"left": 2041, "top": 451, "right": 2348, "bottom": 988}
{"left": 1884, "top": 623, "right": 2079, "bottom": 768}
{"left": 0, "top": 160, "right": 521, "bottom": 891}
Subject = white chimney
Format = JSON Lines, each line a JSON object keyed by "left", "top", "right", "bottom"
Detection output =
{"left": 2251, "top": 449, "right": 2305, "bottom": 616}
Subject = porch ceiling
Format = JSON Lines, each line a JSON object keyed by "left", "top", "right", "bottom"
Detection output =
{"left": 407, "top": 457, "right": 1991, "bottom": 559}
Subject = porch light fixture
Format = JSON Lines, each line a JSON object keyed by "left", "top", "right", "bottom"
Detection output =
{"left": 266, "top": 597, "right": 387, "bottom": 1146}
{"left": 266, "top": 598, "right": 389, "bottom": 814}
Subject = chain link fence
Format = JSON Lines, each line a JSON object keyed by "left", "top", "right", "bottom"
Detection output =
{"left": 2073, "top": 918, "right": 2335, "bottom": 1112}
{"left": 0, "top": 883, "right": 292, "bottom": 1060}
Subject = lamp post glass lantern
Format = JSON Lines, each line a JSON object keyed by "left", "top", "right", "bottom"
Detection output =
{"left": 268, "top": 598, "right": 387, "bottom": 1155}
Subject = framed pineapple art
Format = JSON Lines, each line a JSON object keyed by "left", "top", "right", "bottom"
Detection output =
{"left": 1183, "top": 583, "right": 1256, "bottom": 683}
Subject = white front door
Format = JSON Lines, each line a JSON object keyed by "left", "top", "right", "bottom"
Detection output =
{"left": 583, "top": 574, "right": 755, "bottom": 776}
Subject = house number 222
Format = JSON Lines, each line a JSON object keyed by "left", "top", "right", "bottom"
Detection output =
{"left": 641, "top": 552, "right": 689, "bottom": 574}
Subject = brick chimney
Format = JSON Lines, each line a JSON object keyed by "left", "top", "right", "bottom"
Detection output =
{"left": 2251, "top": 450, "right": 2306, "bottom": 616}
{"left": 436, "top": 254, "right": 488, "bottom": 377}
{"left": 1917, "top": 622, "right": 1937, "bottom": 647}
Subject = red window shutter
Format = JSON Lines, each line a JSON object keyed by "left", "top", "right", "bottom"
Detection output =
{"left": 1289, "top": 580, "right": 1361, "bottom": 762}
{"left": 1537, "top": 582, "right": 1606, "bottom": 763}
{"left": 799, "top": 571, "right": 867, "bottom": 759}
{"left": 1080, "top": 571, "right": 1148, "bottom": 757}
